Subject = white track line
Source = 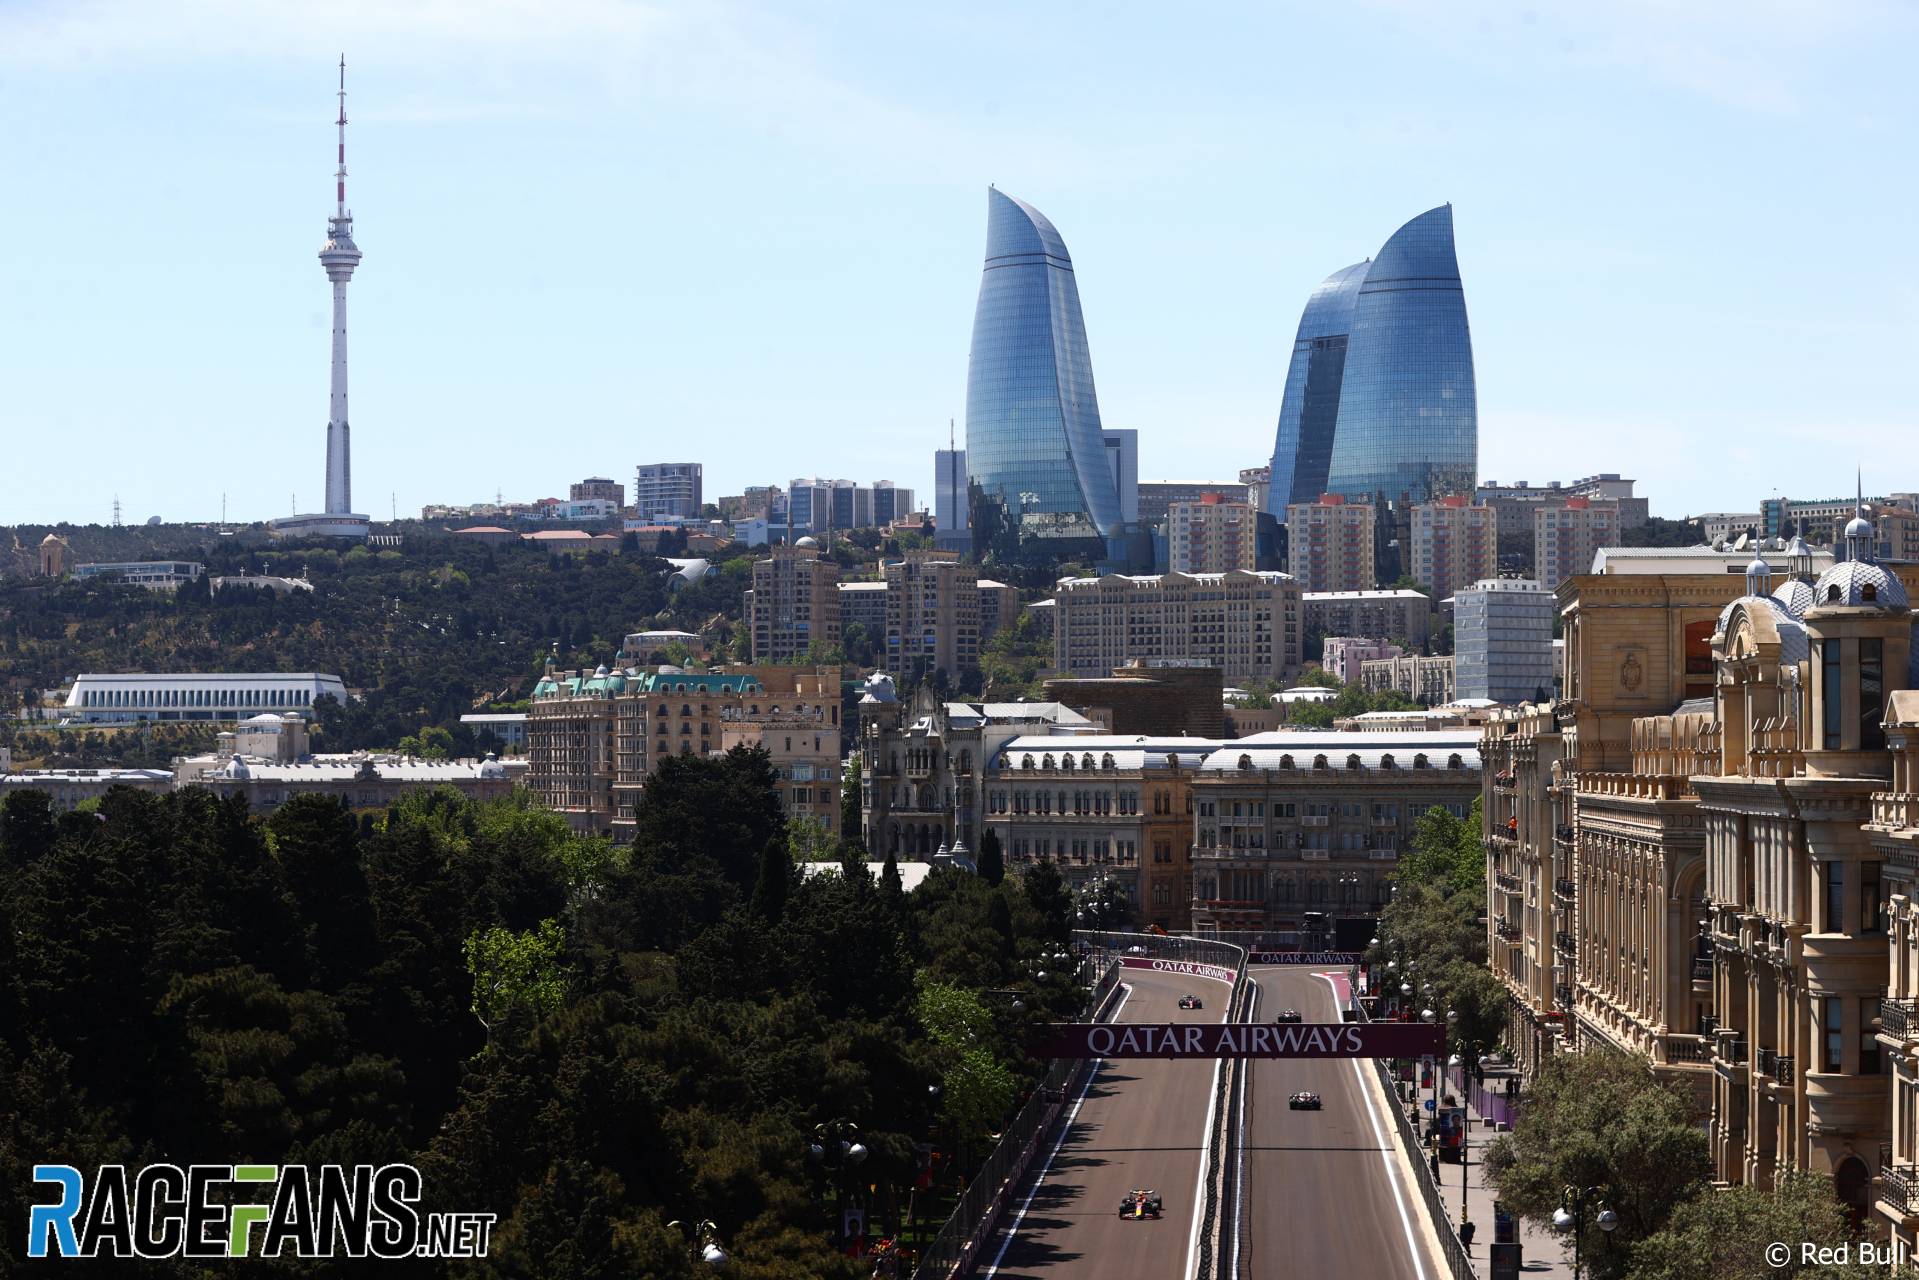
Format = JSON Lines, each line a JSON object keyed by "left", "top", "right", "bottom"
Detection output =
{"left": 1227, "top": 976, "right": 1257, "bottom": 1278}
{"left": 982, "top": 983, "right": 1133, "bottom": 1278}
{"left": 1312, "top": 971, "right": 1431, "bottom": 1280}
{"left": 1183, "top": 986, "right": 1232, "bottom": 1280}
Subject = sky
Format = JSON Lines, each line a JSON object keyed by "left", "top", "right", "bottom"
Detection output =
{"left": 2, "top": 0, "right": 1915, "bottom": 526}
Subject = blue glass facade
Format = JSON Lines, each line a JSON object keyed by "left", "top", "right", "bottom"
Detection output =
{"left": 1267, "top": 206, "right": 1477, "bottom": 516}
{"left": 966, "top": 189, "right": 1120, "bottom": 549}
{"left": 1267, "top": 260, "right": 1368, "bottom": 511}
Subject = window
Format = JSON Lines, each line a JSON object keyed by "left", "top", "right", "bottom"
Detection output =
{"left": 1862, "top": 997, "right": 1884, "bottom": 1074}
{"left": 1823, "top": 639, "right": 1843, "bottom": 750}
{"left": 1826, "top": 861, "right": 1845, "bottom": 933}
{"left": 1863, "top": 863, "right": 1883, "bottom": 935}
{"left": 1825, "top": 995, "right": 1844, "bottom": 1073}
{"left": 1861, "top": 638, "right": 1885, "bottom": 750}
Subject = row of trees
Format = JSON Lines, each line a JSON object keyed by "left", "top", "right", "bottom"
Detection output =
{"left": 0, "top": 749, "right": 1091, "bottom": 1276}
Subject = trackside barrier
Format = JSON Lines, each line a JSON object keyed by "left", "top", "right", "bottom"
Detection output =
{"left": 916, "top": 930, "right": 1241, "bottom": 1280}
{"left": 1212, "top": 962, "right": 1257, "bottom": 1279}
{"left": 1348, "top": 982, "right": 1479, "bottom": 1280}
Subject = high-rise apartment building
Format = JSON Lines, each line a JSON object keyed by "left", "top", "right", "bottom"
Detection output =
{"left": 1268, "top": 207, "right": 1476, "bottom": 515}
{"left": 1052, "top": 570, "right": 1303, "bottom": 683}
{"left": 1286, "top": 494, "right": 1376, "bottom": 593}
{"left": 1477, "top": 474, "right": 1648, "bottom": 532}
{"left": 634, "top": 463, "right": 703, "bottom": 520}
{"left": 745, "top": 540, "right": 841, "bottom": 662}
{"left": 1454, "top": 579, "right": 1552, "bottom": 703}
{"left": 1240, "top": 466, "right": 1272, "bottom": 513}
{"left": 884, "top": 551, "right": 982, "bottom": 682}
{"left": 1410, "top": 496, "right": 1497, "bottom": 603}
{"left": 1167, "top": 494, "right": 1257, "bottom": 574}
{"left": 1534, "top": 497, "right": 1619, "bottom": 589}
{"left": 965, "top": 189, "right": 1118, "bottom": 559}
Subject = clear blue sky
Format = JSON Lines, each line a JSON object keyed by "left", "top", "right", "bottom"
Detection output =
{"left": 4, "top": 1, "right": 1914, "bottom": 526}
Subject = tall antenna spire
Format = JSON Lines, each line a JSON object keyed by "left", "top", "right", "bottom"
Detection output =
{"left": 335, "top": 54, "right": 348, "bottom": 218}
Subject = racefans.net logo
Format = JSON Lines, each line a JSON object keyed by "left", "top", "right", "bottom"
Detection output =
{"left": 27, "top": 1163, "right": 496, "bottom": 1260}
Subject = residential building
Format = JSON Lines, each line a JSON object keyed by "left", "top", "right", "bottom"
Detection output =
{"left": 1477, "top": 474, "right": 1649, "bottom": 532}
{"left": 1323, "top": 637, "right": 1402, "bottom": 685}
{"left": 1455, "top": 579, "right": 1553, "bottom": 704}
{"left": 1042, "top": 662, "right": 1225, "bottom": 738}
{"left": 978, "top": 578, "right": 1019, "bottom": 640}
{"left": 987, "top": 736, "right": 1214, "bottom": 928}
{"left": 720, "top": 711, "right": 841, "bottom": 836}
{"left": 570, "top": 476, "right": 626, "bottom": 506}
{"left": 1535, "top": 498, "right": 1621, "bottom": 588}
{"left": 1, "top": 765, "right": 172, "bottom": 810}
{"left": 1867, "top": 503, "right": 1919, "bottom": 563}
{"left": 1267, "top": 206, "right": 1476, "bottom": 514}
{"left": 633, "top": 463, "right": 704, "bottom": 520}
{"left": 1695, "top": 512, "right": 1762, "bottom": 544}
{"left": 1168, "top": 493, "right": 1258, "bottom": 574}
{"left": 1871, "top": 692, "right": 1919, "bottom": 1250}
{"left": 884, "top": 551, "right": 982, "bottom": 682}
{"left": 1052, "top": 570, "right": 1303, "bottom": 683}
{"left": 746, "top": 539, "right": 841, "bottom": 662}
{"left": 1303, "top": 589, "right": 1432, "bottom": 649}
{"left": 965, "top": 189, "right": 1118, "bottom": 560}
{"left": 1139, "top": 481, "right": 1247, "bottom": 530}
{"left": 528, "top": 663, "right": 841, "bottom": 839}
{"left": 1189, "top": 729, "right": 1482, "bottom": 935}
{"left": 1361, "top": 653, "right": 1456, "bottom": 705}
{"left": 838, "top": 579, "right": 889, "bottom": 637}
{"left": 1761, "top": 494, "right": 1892, "bottom": 542}
{"left": 859, "top": 677, "right": 1097, "bottom": 858}
{"left": 1286, "top": 494, "right": 1377, "bottom": 592}
{"left": 1410, "top": 498, "right": 1497, "bottom": 603}
{"left": 459, "top": 712, "right": 529, "bottom": 754}
{"left": 64, "top": 672, "right": 347, "bottom": 724}
{"left": 72, "top": 561, "right": 206, "bottom": 592}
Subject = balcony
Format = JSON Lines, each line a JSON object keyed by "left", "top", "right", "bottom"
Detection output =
{"left": 1776, "top": 1055, "right": 1795, "bottom": 1086}
{"left": 1555, "top": 877, "right": 1576, "bottom": 901}
{"left": 1301, "top": 815, "right": 1330, "bottom": 827}
{"left": 1663, "top": 1034, "right": 1713, "bottom": 1064}
{"left": 1495, "top": 919, "right": 1520, "bottom": 941}
{"left": 1883, "top": 998, "right": 1919, "bottom": 1040}
{"left": 1692, "top": 957, "right": 1713, "bottom": 983}
{"left": 1555, "top": 931, "right": 1576, "bottom": 955}
{"left": 1495, "top": 871, "right": 1521, "bottom": 892}
{"left": 1555, "top": 824, "right": 1576, "bottom": 845}
{"left": 1368, "top": 848, "right": 1397, "bottom": 860}
{"left": 1872, "top": 792, "right": 1919, "bottom": 832}
{"left": 1757, "top": 1047, "right": 1777, "bottom": 1079}
{"left": 1714, "top": 1031, "right": 1748, "bottom": 1065}
{"left": 1554, "top": 983, "right": 1573, "bottom": 1011}
{"left": 1884, "top": 1154, "right": 1919, "bottom": 1217}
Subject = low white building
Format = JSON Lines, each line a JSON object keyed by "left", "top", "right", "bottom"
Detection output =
{"left": 73, "top": 561, "right": 205, "bottom": 591}
{"left": 64, "top": 672, "right": 347, "bottom": 724}
{"left": 0, "top": 765, "right": 173, "bottom": 811}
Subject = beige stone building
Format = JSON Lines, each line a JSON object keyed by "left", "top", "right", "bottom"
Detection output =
{"left": 1870, "top": 690, "right": 1919, "bottom": 1247}
{"left": 1052, "top": 570, "right": 1303, "bottom": 683}
{"left": 883, "top": 551, "right": 981, "bottom": 683}
{"left": 1361, "top": 653, "right": 1456, "bottom": 705}
{"left": 1168, "top": 494, "right": 1258, "bottom": 574}
{"left": 746, "top": 540, "right": 841, "bottom": 662}
{"left": 719, "top": 709, "right": 841, "bottom": 836}
{"left": 1534, "top": 497, "right": 1620, "bottom": 589}
{"left": 1303, "top": 589, "right": 1432, "bottom": 649}
{"left": 1410, "top": 497, "right": 1497, "bottom": 604}
{"left": 1287, "top": 494, "right": 1376, "bottom": 593}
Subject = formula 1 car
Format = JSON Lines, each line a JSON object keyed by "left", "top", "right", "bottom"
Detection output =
{"left": 1178, "top": 994, "right": 1203, "bottom": 1010}
{"left": 1118, "top": 1189, "right": 1164, "bottom": 1220}
{"left": 1289, "top": 1091, "right": 1323, "bottom": 1111}
{"left": 1273, "top": 1008, "right": 1302, "bottom": 1023}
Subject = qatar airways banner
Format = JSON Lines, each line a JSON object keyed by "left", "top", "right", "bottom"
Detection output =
{"left": 1249, "top": 951, "right": 1362, "bottom": 966}
{"left": 1037, "top": 1021, "right": 1445, "bottom": 1059}
{"left": 1119, "top": 957, "right": 1237, "bottom": 985}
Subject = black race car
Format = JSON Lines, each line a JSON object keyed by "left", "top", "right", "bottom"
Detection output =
{"left": 1119, "top": 1188, "right": 1164, "bottom": 1219}
{"left": 1274, "top": 1008, "right": 1302, "bottom": 1023}
{"left": 1178, "top": 994, "right": 1203, "bottom": 1010}
{"left": 1289, "top": 1091, "right": 1323, "bottom": 1110}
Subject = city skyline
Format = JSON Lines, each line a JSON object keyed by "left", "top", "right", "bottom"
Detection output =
{"left": 3, "top": 2, "right": 1916, "bottom": 526}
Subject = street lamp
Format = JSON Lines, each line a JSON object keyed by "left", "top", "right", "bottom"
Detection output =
{"left": 1553, "top": 1186, "right": 1618, "bottom": 1280}
{"left": 806, "top": 1120, "right": 869, "bottom": 1245}
{"left": 668, "top": 1219, "right": 729, "bottom": 1268}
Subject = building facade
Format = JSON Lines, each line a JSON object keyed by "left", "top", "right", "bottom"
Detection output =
{"left": 1410, "top": 497, "right": 1497, "bottom": 604}
{"left": 634, "top": 463, "right": 704, "bottom": 520}
{"left": 965, "top": 189, "right": 1118, "bottom": 557}
{"left": 1286, "top": 494, "right": 1376, "bottom": 593}
{"left": 1535, "top": 498, "right": 1621, "bottom": 589}
{"left": 1455, "top": 579, "right": 1553, "bottom": 704}
{"left": 884, "top": 551, "right": 982, "bottom": 682}
{"left": 72, "top": 561, "right": 207, "bottom": 592}
{"left": 64, "top": 672, "right": 347, "bottom": 724}
{"left": 1361, "top": 653, "right": 1456, "bottom": 705}
{"left": 1323, "top": 637, "right": 1402, "bottom": 685}
{"left": 746, "top": 540, "right": 841, "bottom": 662}
{"left": 1168, "top": 494, "right": 1258, "bottom": 574}
{"left": 1478, "top": 475, "right": 1648, "bottom": 533}
{"left": 570, "top": 476, "right": 626, "bottom": 506}
{"left": 1303, "top": 589, "right": 1432, "bottom": 649}
{"left": 1052, "top": 570, "right": 1303, "bottom": 683}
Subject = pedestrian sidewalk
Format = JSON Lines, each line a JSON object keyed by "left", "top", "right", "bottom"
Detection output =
{"left": 1403, "top": 1060, "right": 1575, "bottom": 1278}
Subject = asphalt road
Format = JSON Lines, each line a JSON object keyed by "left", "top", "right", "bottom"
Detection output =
{"left": 979, "top": 967, "right": 1226, "bottom": 1280}
{"left": 1236, "top": 966, "right": 1444, "bottom": 1280}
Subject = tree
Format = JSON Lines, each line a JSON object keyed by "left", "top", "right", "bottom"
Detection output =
{"left": 916, "top": 979, "right": 1017, "bottom": 1166}
{"left": 1482, "top": 1051, "right": 1710, "bottom": 1278}
{"left": 750, "top": 839, "right": 791, "bottom": 922}
{"left": 1399, "top": 799, "right": 1485, "bottom": 897}
{"left": 1076, "top": 876, "right": 1134, "bottom": 931}
{"left": 463, "top": 918, "right": 570, "bottom": 1036}
{"left": 840, "top": 756, "right": 866, "bottom": 855}
{"left": 1629, "top": 1171, "right": 1856, "bottom": 1280}
{"left": 977, "top": 830, "right": 1005, "bottom": 886}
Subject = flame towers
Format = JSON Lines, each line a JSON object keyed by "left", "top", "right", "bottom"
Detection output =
{"left": 1268, "top": 206, "right": 1477, "bottom": 515}
{"left": 965, "top": 189, "right": 1119, "bottom": 561}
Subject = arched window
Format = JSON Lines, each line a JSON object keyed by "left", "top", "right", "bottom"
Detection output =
{"left": 1280, "top": 754, "right": 1294, "bottom": 769}
{"left": 1380, "top": 754, "right": 1395, "bottom": 769}
{"left": 1864, "top": 583, "right": 1879, "bottom": 602}
{"left": 656, "top": 704, "right": 669, "bottom": 717}
{"left": 1081, "top": 753, "right": 1095, "bottom": 771}
{"left": 1347, "top": 754, "right": 1362, "bottom": 770}
{"left": 1414, "top": 753, "right": 1429, "bottom": 768}
{"left": 1043, "top": 754, "right": 1056, "bottom": 770}
{"left": 1102, "top": 753, "right": 1115, "bottom": 771}
{"left": 1237, "top": 754, "right": 1253, "bottom": 771}
{"left": 1021, "top": 755, "right": 1035, "bottom": 770}
{"left": 1448, "top": 753, "right": 1463, "bottom": 769}
{"left": 1313, "top": 754, "right": 1329, "bottom": 770}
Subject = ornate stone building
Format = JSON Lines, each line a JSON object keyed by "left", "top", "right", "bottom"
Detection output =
{"left": 1870, "top": 689, "right": 1919, "bottom": 1248}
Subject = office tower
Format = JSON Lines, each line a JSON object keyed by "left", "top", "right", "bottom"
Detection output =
{"left": 1410, "top": 497, "right": 1497, "bottom": 603}
{"left": 965, "top": 189, "right": 1118, "bottom": 558}
{"left": 634, "top": 464, "right": 704, "bottom": 520}
{"left": 1534, "top": 498, "right": 1619, "bottom": 589}
{"left": 871, "top": 481, "right": 914, "bottom": 527}
{"left": 1454, "top": 579, "right": 1553, "bottom": 703}
{"left": 745, "top": 540, "right": 841, "bottom": 662}
{"left": 1268, "top": 207, "right": 1477, "bottom": 515}
{"left": 935, "top": 447, "right": 968, "bottom": 544}
{"left": 1102, "top": 429, "right": 1140, "bottom": 526}
{"left": 1285, "top": 494, "right": 1376, "bottom": 592}
{"left": 1167, "top": 494, "right": 1257, "bottom": 574}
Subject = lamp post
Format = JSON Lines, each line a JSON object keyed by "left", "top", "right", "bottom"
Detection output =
{"left": 1552, "top": 1186, "right": 1617, "bottom": 1280}
{"left": 667, "top": 1219, "right": 729, "bottom": 1268}
{"left": 806, "top": 1119, "right": 870, "bottom": 1246}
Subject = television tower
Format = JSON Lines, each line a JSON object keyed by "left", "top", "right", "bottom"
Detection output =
{"left": 320, "top": 54, "right": 363, "bottom": 515}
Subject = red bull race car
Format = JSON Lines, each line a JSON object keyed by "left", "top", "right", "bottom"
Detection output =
{"left": 1274, "top": 1008, "right": 1302, "bottom": 1023}
{"left": 1118, "top": 1189, "right": 1163, "bottom": 1220}
{"left": 1178, "top": 994, "right": 1203, "bottom": 1010}
{"left": 1289, "top": 1091, "right": 1323, "bottom": 1111}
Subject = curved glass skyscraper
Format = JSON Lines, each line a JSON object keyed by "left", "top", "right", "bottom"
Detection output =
{"left": 966, "top": 189, "right": 1119, "bottom": 557}
{"left": 1268, "top": 205, "right": 1476, "bottom": 515}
